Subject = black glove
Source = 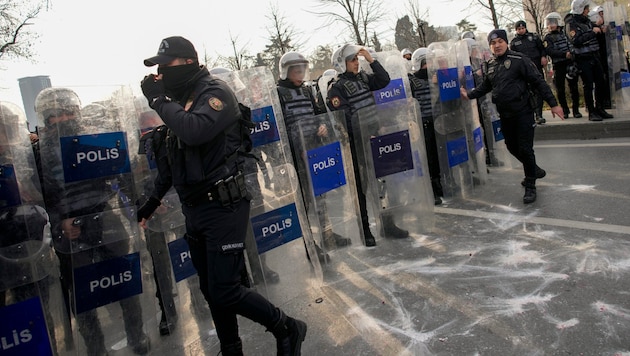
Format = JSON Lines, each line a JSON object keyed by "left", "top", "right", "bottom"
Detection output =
{"left": 136, "top": 196, "right": 161, "bottom": 222}
{"left": 141, "top": 74, "right": 166, "bottom": 103}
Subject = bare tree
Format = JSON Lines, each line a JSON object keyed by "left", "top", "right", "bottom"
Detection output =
{"left": 259, "top": 2, "right": 301, "bottom": 78}
{"left": 405, "top": 0, "right": 431, "bottom": 47}
{"left": 216, "top": 32, "right": 255, "bottom": 71}
{"left": 0, "top": 0, "right": 47, "bottom": 62}
{"left": 313, "top": 0, "right": 386, "bottom": 46}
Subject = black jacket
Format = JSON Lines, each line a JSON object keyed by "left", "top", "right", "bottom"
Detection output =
{"left": 467, "top": 50, "right": 558, "bottom": 117}
{"left": 510, "top": 31, "right": 546, "bottom": 67}
{"left": 151, "top": 67, "right": 245, "bottom": 203}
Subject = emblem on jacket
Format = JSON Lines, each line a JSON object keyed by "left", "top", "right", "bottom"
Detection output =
{"left": 208, "top": 97, "right": 224, "bottom": 111}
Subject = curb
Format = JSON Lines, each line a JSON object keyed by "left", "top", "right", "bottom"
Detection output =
{"left": 535, "top": 119, "right": 630, "bottom": 140}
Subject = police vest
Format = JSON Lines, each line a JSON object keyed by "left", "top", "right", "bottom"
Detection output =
{"left": 511, "top": 33, "right": 543, "bottom": 60}
{"left": 408, "top": 74, "right": 433, "bottom": 119}
{"left": 277, "top": 85, "right": 320, "bottom": 136}
{"left": 545, "top": 31, "right": 572, "bottom": 63}
{"left": 332, "top": 73, "right": 377, "bottom": 135}
{"left": 569, "top": 17, "right": 600, "bottom": 55}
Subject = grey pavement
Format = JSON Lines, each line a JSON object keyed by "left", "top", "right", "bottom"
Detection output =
{"left": 96, "top": 111, "right": 630, "bottom": 356}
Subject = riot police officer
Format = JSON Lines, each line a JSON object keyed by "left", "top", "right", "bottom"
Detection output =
{"left": 326, "top": 44, "right": 409, "bottom": 245}
{"left": 461, "top": 29, "right": 564, "bottom": 204}
{"left": 543, "top": 12, "right": 582, "bottom": 119}
{"left": 566, "top": 0, "right": 614, "bottom": 121}
{"left": 277, "top": 51, "right": 352, "bottom": 249}
{"left": 139, "top": 36, "right": 306, "bottom": 356}
{"left": 408, "top": 48, "right": 444, "bottom": 205}
{"left": 34, "top": 87, "right": 150, "bottom": 355}
{"left": 510, "top": 20, "right": 548, "bottom": 124}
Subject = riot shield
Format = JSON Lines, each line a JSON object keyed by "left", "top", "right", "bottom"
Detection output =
{"left": 36, "top": 87, "right": 155, "bottom": 355}
{"left": 457, "top": 39, "right": 488, "bottom": 185}
{"left": 0, "top": 101, "right": 63, "bottom": 355}
{"left": 290, "top": 110, "right": 364, "bottom": 257}
{"left": 132, "top": 102, "right": 214, "bottom": 351}
{"left": 427, "top": 41, "right": 475, "bottom": 199}
{"left": 351, "top": 97, "right": 435, "bottom": 238}
{"left": 317, "top": 71, "right": 337, "bottom": 113}
{"left": 215, "top": 67, "right": 322, "bottom": 304}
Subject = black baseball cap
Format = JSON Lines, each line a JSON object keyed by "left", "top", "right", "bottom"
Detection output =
{"left": 144, "top": 36, "right": 198, "bottom": 67}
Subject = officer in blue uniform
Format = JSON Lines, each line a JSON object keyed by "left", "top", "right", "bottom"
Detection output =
{"left": 138, "top": 36, "right": 306, "bottom": 356}
{"left": 461, "top": 30, "right": 564, "bottom": 204}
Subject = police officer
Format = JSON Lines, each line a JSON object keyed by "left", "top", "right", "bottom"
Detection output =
{"left": 461, "top": 29, "right": 564, "bottom": 204}
{"left": 34, "top": 88, "right": 150, "bottom": 355}
{"left": 566, "top": 0, "right": 614, "bottom": 121}
{"left": 326, "top": 44, "right": 409, "bottom": 246}
{"left": 544, "top": 12, "right": 583, "bottom": 119}
{"left": 138, "top": 36, "right": 306, "bottom": 356}
{"left": 407, "top": 48, "right": 443, "bottom": 205}
{"left": 277, "top": 51, "right": 352, "bottom": 249}
{"left": 510, "top": 20, "right": 548, "bottom": 124}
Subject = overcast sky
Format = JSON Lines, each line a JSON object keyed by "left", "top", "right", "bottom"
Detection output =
{"left": 1, "top": 0, "right": 493, "bottom": 109}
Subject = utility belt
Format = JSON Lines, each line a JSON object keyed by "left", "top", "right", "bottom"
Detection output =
{"left": 185, "top": 171, "right": 249, "bottom": 207}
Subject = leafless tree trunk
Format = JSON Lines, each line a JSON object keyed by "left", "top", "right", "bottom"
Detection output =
{"left": 405, "top": 0, "right": 430, "bottom": 47}
{"left": 313, "top": 0, "right": 385, "bottom": 46}
{"left": 0, "top": 0, "right": 46, "bottom": 62}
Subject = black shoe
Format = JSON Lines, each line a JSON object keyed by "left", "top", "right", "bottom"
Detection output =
{"left": 573, "top": 111, "right": 582, "bottom": 118}
{"left": 589, "top": 110, "right": 603, "bottom": 121}
{"left": 523, "top": 187, "right": 537, "bottom": 204}
{"left": 563, "top": 110, "right": 570, "bottom": 119}
{"left": 332, "top": 232, "right": 351, "bottom": 247}
{"left": 159, "top": 319, "right": 171, "bottom": 336}
{"left": 597, "top": 108, "right": 614, "bottom": 119}
{"left": 364, "top": 229, "right": 376, "bottom": 247}
{"left": 220, "top": 339, "right": 244, "bottom": 356}
{"left": 382, "top": 219, "right": 409, "bottom": 239}
{"left": 273, "top": 313, "right": 307, "bottom": 356}
{"left": 521, "top": 167, "right": 546, "bottom": 186}
{"left": 264, "top": 267, "right": 280, "bottom": 284}
{"left": 129, "top": 334, "right": 150, "bottom": 355}
{"left": 434, "top": 196, "right": 442, "bottom": 205}
{"left": 535, "top": 117, "right": 546, "bottom": 125}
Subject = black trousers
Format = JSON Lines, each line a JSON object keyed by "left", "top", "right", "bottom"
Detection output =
{"left": 500, "top": 110, "right": 537, "bottom": 179}
{"left": 553, "top": 61, "right": 580, "bottom": 113}
{"left": 576, "top": 54, "right": 608, "bottom": 111}
{"left": 183, "top": 198, "right": 280, "bottom": 345}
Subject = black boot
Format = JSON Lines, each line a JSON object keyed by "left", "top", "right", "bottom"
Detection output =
{"left": 270, "top": 311, "right": 307, "bottom": 356}
{"left": 431, "top": 178, "right": 444, "bottom": 198}
{"left": 596, "top": 107, "right": 614, "bottom": 119}
{"left": 220, "top": 339, "right": 244, "bottom": 356}
{"left": 523, "top": 178, "right": 537, "bottom": 204}
{"left": 363, "top": 227, "right": 376, "bottom": 247}
{"left": 381, "top": 214, "right": 409, "bottom": 239}
{"left": 521, "top": 166, "right": 546, "bottom": 186}
{"left": 323, "top": 230, "right": 351, "bottom": 249}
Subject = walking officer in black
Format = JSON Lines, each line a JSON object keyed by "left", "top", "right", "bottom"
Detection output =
{"left": 510, "top": 20, "right": 548, "bottom": 125}
{"left": 566, "top": 0, "right": 614, "bottom": 121}
{"left": 543, "top": 12, "right": 583, "bottom": 119}
{"left": 461, "top": 30, "right": 564, "bottom": 204}
{"left": 138, "top": 36, "right": 306, "bottom": 356}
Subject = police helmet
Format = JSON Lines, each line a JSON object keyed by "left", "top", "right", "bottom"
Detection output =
{"left": 461, "top": 31, "right": 476, "bottom": 40}
{"left": 0, "top": 101, "right": 28, "bottom": 145}
{"left": 332, "top": 44, "right": 362, "bottom": 73}
{"left": 411, "top": 48, "right": 428, "bottom": 71}
{"left": 401, "top": 48, "right": 412, "bottom": 60}
{"left": 588, "top": 9, "right": 601, "bottom": 23}
{"left": 279, "top": 51, "right": 309, "bottom": 80}
{"left": 545, "top": 12, "right": 564, "bottom": 27}
{"left": 592, "top": 5, "right": 603, "bottom": 13}
{"left": 34, "top": 87, "right": 81, "bottom": 127}
{"left": 322, "top": 69, "right": 337, "bottom": 77}
{"left": 571, "top": 0, "right": 592, "bottom": 14}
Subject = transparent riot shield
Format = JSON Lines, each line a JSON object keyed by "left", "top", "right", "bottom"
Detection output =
{"left": 604, "top": 1, "right": 622, "bottom": 114}
{"left": 351, "top": 97, "right": 435, "bottom": 238}
{"left": 427, "top": 42, "right": 475, "bottom": 199}
{"left": 216, "top": 67, "right": 322, "bottom": 304}
{"left": 472, "top": 40, "right": 512, "bottom": 169}
{"left": 36, "top": 87, "right": 155, "bottom": 355}
{"left": 457, "top": 39, "right": 488, "bottom": 185}
{"left": 0, "top": 101, "right": 64, "bottom": 356}
{"left": 317, "top": 70, "right": 337, "bottom": 113}
{"left": 132, "top": 103, "right": 214, "bottom": 352}
{"left": 291, "top": 110, "right": 364, "bottom": 258}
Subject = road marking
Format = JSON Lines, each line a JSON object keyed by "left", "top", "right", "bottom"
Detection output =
{"left": 435, "top": 207, "right": 630, "bottom": 235}
{"left": 536, "top": 142, "right": 630, "bottom": 148}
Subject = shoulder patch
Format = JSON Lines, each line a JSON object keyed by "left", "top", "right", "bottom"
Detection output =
{"left": 331, "top": 96, "right": 341, "bottom": 108}
{"left": 208, "top": 97, "right": 224, "bottom": 111}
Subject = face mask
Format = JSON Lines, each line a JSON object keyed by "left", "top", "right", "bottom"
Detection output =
{"left": 158, "top": 63, "right": 200, "bottom": 98}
